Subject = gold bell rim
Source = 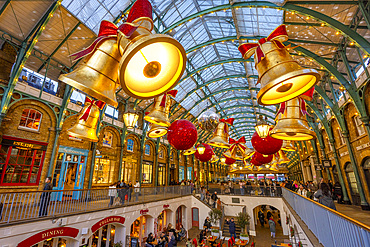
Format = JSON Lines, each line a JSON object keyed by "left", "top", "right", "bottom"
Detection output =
{"left": 208, "top": 142, "right": 230, "bottom": 149}
{"left": 257, "top": 68, "right": 320, "bottom": 106}
{"left": 144, "top": 116, "right": 171, "bottom": 127}
{"left": 270, "top": 132, "right": 315, "bottom": 141}
{"left": 147, "top": 128, "right": 168, "bottom": 138}
{"left": 119, "top": 34, "right": 186, "bottom": 99}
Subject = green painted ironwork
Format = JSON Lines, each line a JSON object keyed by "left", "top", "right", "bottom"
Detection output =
{"left": 0, "top": 0, "right": 11, "bottom": 16}
{"left": 162, "top": 1, "right": 370, "bottom": 54}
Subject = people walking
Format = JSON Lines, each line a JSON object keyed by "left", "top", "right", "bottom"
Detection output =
{"left": 258, "top": 208, "right": 265, "bottom": 227}
{"left": 226, "top": 218, "right": 237, "bottom": 239}
{"left": 134, "top": 180, "right": 140, "bottom": 202}
{"left": 108, "top": 182, "right": 117, "bottom": 207}
{"left": 268, "top": 216, "right": 276, "bottom": 238}
{"left": 211, "top": 192, "right": 218, "bottom": 208}
{"left": 39, "top": 177, "right": 52, "bottom": 217}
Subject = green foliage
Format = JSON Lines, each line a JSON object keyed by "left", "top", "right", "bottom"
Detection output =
{"left": 113, "top": 241, "right": 123, "bottom": 247}
{"left": 240, "top": 233, "right": 249, "bottom": 237}
{"left": 209, "top": 208, "right": 223, "bottom": 225}
{"left": 211, "top": 229, "right": 220, "bottom": 233}
{"left": 236, "top": 212, "right": 251, "bottom": 234}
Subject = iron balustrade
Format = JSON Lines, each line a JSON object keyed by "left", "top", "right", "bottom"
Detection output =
{"left": 282, "top": 188, "right": 370, "bottom": 247}
{"left": 0, "top": 185, "right": 191, "bottom": 225}
{"left": 197, "top": 185, "right": 283, "bottom": 197}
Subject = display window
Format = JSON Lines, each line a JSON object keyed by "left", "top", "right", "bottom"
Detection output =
{"left": 0, "top": 136, "right": 47, "bottom": 186}
{"left": 103, "top": 132, "right": 113, "bottom": 148}
{"left": 84, "top": 224, "right": 115, "bottom": 247}
{"left": 130, "top": 216, "right": 149, "bottom": 246}
{"left": 18, "top": 108, "right": 42, "bottom": 131}
{"left": 179, "top": 166, "right": 185, "bottom": 181}
{"left": 158, "top": 165, "right": 166, "bottom": 186}
{"left": 127, "top": 139, "right": 134, "bottom": 152}
{"left": 31, "top": 237, "right": 67, "bottom": 247}
{"left": 142, "top": 161, "right": 153, "bottom": 184}
{"left": 144, "top": 144, "right": 151, "bottom": 156}
{"left": 94, "top": 158, "right": 115, "bottom": 184}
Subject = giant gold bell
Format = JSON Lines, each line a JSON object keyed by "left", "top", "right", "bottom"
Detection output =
{"left": 270, "top": 98, "right": 316, "bottom": 140}
{"left": 118, "top": 25, "right": 186, "bottom": 99}
{"left": 147, "top": 123, "right": 168, "bottom": 138}
{"left": 144, "top": 94, "right": 170, "bottom": 127}
{"left": 208, "top": 122, "right": 230, "bottom": 149}
{"left": 281, "top": 140, "right": 295, "bottom": 151}
{"left": 278, "top": 150, "right": 290, "bottom": 164}
{"left": 256, "top": 41, "right": 320, "bottom": 105}
{"left": 67, "top": 103, "right": 101, "bottom": 142}
{"left": 59, "top": 39, "right": 120, "bottom": 107}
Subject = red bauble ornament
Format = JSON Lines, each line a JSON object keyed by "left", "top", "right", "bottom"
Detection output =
{"left": 251, "top": 157, "right": 262, "bottom": 166}
{"left": 252, "top": 151, "right": 273, "bottom": 165}
{"left": 167, "top": 120, "right": 198, "bottom": 150}
{"left": 195, "top": 143, "right": 214, "bottom": 162}
{"left": 225, "top": 156, "right": 236, "bottom": 165}
{"left": 251, "top": 131, "right": 283, "bottom": 155}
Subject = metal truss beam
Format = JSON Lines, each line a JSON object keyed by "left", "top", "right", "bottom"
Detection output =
{"left": 0, "top": 0, "right": 11, "bottom": 17}
{"left": 161, "top": 1, "right": 370, "bottom": 54}
{"left": 284, "top": 22, "right": 368, "bottom": 30}
{"left": 0, "top": 1, "right": 60, "bottom": 119}
{"left": 214, "top": 105, "right": 275, "bottom": 121}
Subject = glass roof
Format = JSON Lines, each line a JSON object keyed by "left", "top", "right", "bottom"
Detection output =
{"left": 59, "top": 0, "right": 364, "bottom": 139}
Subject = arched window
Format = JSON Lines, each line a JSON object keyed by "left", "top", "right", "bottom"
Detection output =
{"left": 145, "top": 144, "right": 151, "bottom": 156}
{"left": 159, "top": 148, "right": 164, "bottom": 159}
{"left": 127, "top": 139, "right": 134, "bottom": 152}
{"left": 19, "top": 108, "right": 42, "bottom": 131}
{"left": 103, "top": 132, "right": 113, "bottom": 147}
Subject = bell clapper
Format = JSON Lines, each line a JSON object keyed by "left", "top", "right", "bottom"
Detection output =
{"left": 140, "top": 50, "right": 161, "bottom": 78}
{"left": 277, "top": 82, "right": 293, "bottom": 93}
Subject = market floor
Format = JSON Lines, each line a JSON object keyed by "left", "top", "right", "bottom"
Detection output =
{"left": 335, "top": 203, "right": 370, "bottom": 227}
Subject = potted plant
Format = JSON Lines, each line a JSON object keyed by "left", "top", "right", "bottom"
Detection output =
{"left": 236, "top": 212, "right": 250, "bottom": 243}
{"left": 209, "top": 208, "right": 222, "bottom": 237}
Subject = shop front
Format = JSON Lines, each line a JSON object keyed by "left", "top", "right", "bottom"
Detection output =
{"left": 0, "top": 135, "right": 47, "bottom": 186}
{"left": 179, "top": 166, "right": 185, "bottom": 181}
{"left": 131, "top": 212, "right": 154, "bottom": 247}
{"left": 187, "top": 167, "right": 192, "bottom": 181}
{"left": 82, "top": 216, "right": 125, "bottom": 247}
{"left": 16, "top": 227, "right": 79, "bottom": 247}
{"left": 52, "top": 146, "right": 89, "bottom": 200}
{"left": 169, "top": 164, "right": 176, "bottom": 183}
{"left": 142, "top": 161, "right": 153, "bottom": 184}
{"left": 93, "top": 154, "right": 116, "bottom": 185}
{"left": 158, "top": 163, "right": 166, "bottom": 186}
{"left": 156, "top": 205, "right": 172, "bottom": 235}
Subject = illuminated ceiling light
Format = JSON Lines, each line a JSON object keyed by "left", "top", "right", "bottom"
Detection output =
{"left": 197, "top": 144, "right": 206, "bottom": 154}
{"left": 220, "top": 157, "right": 226, "bottom": 163}
{"left": 255, "top": 115, "right": 270, "bottom": 138}
{"left": 336, "top": 31, "right": 340, "bottom": 35}
{"left": 123, "top": 105, "right": 139, "bottom": 129}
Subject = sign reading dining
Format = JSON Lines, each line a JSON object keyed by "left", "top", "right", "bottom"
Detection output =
{"left": 91, "top": 216, "right": 125, "bottom": 233}
{"left": 17, "top": 227, "right": 79, "bottom": 247}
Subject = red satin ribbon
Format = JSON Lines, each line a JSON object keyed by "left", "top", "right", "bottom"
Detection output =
{"left": 220, "top": 118, "right": 234, "bottom": 126}
{"left": 70, "top": 0, "right": 152, "bottom": 61}
{"left": 277, "top": 98, "right": 309, "bottom": 116}
{"left": 238, "top": 25, "right": 288, "bottom": 63}
{"left": 229, "top": 136, "right": 246, "bottom": 145}
{"left": 79, "top": 97, "right": 106, "bottom": 121}
{"left": 159, "top": 90, "right": 178, "bottom": 107}
{"left": 300, "top": 87, "right": 315, "bottom": 101}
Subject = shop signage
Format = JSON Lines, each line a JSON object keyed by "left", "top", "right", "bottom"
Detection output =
{"left": 140, "top": 209, "right": 149, "bottom": 215}
{"left": 91, "top": 216, "right": 125, "bottom": 233}
{"left": 17, "top": 227, "right": 79, "bottom": 247}
{"left": 356, "top": 143, "right": 369, "bottom": 151}
{"left": 340, "top": 151, "right": 349, "bottom": 157}
{"left": 1, "top": 138, "right": 47, "bottom": 151}
{"left": 58, "top": 145, "right": 89, "bottom": 156}
{"left": 163, "top": 204, "right": 170, "bottom": 209}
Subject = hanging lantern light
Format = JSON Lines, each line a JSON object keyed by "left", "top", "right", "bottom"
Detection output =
{"left": 238, "top": 25, "right": 320, "bottom": 105}
{"left": 265, "top": 164, "right": 270, "bottom": 168}
{"left": 123, "top": 102, "right": 139, "bottom": 129}
{"left": 195, "top": 144, "right": 214, "bottom": 162}
{"left": 197, "top": 144, "right": 206, "bottom": 155}
{"left": 270, "top": 97, "right": 315, "bottom": 140}
{"left": 117, "top": 0, "right": 186, "bottom": 99}
{"left": 255, "top": 115, "right": 270, "bottom": 138}
{"left": 220, "top": 157, "right": 226, "bottom": 163}
{"left": 184, "top": 146, "right": 196, "bottom": 156}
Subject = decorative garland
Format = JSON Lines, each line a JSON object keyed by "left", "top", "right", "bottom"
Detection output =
{"left": 286, "top": 215, "right": 290, "bottom": 225}
{"left": 298, "top": 241, "right": 303, "bottom": 247}
{"left": 290, "top": 226, "right": 295, "bottom": 237}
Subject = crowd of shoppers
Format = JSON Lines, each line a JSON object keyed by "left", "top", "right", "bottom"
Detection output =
{"left": 108, "top": 180, "right": 140, "bottom": 207}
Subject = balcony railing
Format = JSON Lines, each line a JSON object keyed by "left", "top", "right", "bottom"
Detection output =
{"left": 282, "top": 188, "right": 370, "bottom": 247}
{"left": 202, "top": 185, "right": 283, "bottom": 197}
{"left": 0, "top": 186, "right": 192, "bottom": 225}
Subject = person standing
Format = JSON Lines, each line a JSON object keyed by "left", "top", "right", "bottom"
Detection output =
{"left": 39, "top": 177, "right": 52, "bottom": 217}
{"left": 134, "top": 180, "right": 140, "bottom": 202}
{"left": 128, "top": 181, "right": 133, "bottom": 202}
{"left": 108, "top": 182, "right": 117, "bottom": 207}
{"left": 314, "top": 183, "right": 336, "bottom": 210}
{"left": 226, "top": 218, "right": 237, "bottom": 239}
{"left": 268, "top": 216, "right": 276, "bottom": 239}
{"left": 258, "top": 208, "right": 265, "bottom": 227}
{"left": 333, "top": 181, "right": 343, "bottom": 204}
{"left": 211, "top": 192, "right": 218, "bottom": 208}
{"left": 240, "top": 181, "right": 245, "bottom": 195}
{"left": 297, "top": 184, "right": 307, "bottom": 197}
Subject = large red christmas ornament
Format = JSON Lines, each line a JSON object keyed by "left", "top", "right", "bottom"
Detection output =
{"left": 167, "top": 120, "right": 198, "bottom": 150}
{"left": 251, "top": 131, "right": 283, "bottom": 155}
{"left": 224, "top": 156, "right": 236, "bottom": 165}
{"left": 195, "top": 143, "right": 214, "bottom": 162}
{"left": 251, "top": 157, "right": 263, "bottom": 166}
{"left": 252, "top": 151, "right": 273, "bottom": 164}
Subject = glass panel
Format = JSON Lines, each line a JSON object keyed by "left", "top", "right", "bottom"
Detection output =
{"left": 101, "top": 225, "right": 108, "bottom": 247}
{"left": 142, "top": 162, "right": 153, "bottom": 184}
{"left": 93, "top": 158, "right": 113, "bottom": 184}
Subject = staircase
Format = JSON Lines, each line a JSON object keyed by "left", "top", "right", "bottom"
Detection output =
{"left": 221, "top": 217, "right": 242, "bottom": 237}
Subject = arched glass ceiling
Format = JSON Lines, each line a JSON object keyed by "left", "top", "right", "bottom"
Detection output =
{"left": 33, "top": 0, "right": 368, "bottom": 140}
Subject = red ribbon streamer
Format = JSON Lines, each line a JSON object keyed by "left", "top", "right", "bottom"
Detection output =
{"left": 159, "top": 90, "right": 178, "bottom": 107}
{"left": 300, "top": 87, "right": 315, "bottom": 101}
{"left": 79, "top": 97, "right": 106, "bottom": 121}
{"left": 276, "top": 98, "right": 309, "bottom": 117}
{"left": 220, "top": 118, "right": 234, "bottom": 126}
{"left": 238, "top": 25, "right": 288, "bottom": 63}
{"left": 70, "top": 0, "right": 153, "bottom": 61}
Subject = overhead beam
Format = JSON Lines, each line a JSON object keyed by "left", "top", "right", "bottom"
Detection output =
{"left": 284, "top": 22, "right": 369, "bottom": 30}
{"left": 161, "top": 1, "right": 370, "bottom": 54}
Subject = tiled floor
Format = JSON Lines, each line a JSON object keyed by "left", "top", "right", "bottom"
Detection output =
{"left": 335, "top": 203, "right": 370, "bottom": 227}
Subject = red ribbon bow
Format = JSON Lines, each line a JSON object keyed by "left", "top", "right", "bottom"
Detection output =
{"left": 277, "top": 98, "right": 309, "bottom": 117}
{"left": 159, "top": 90, "right": 178, "bottom": 107}
{"left": 300, "top": 87, "right": 315, "bottom": 101}
{"left": 229, "top": 136, "right": 246, "bottom": 145}
{"left": 220, "top": 118, "right": 234, "bottom": 126}
{"left": 70, "top": 0, "right": 153, "bottom": 61}
{"left": 238, "top": 25, "right": 288, "bottom": 64}
{"left": 79, "top": 97, "right": 106, "bottom": 121}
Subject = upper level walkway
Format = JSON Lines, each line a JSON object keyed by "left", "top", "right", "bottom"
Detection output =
{"left": 0, "top": 185, "right": 369, "bottom": 247}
